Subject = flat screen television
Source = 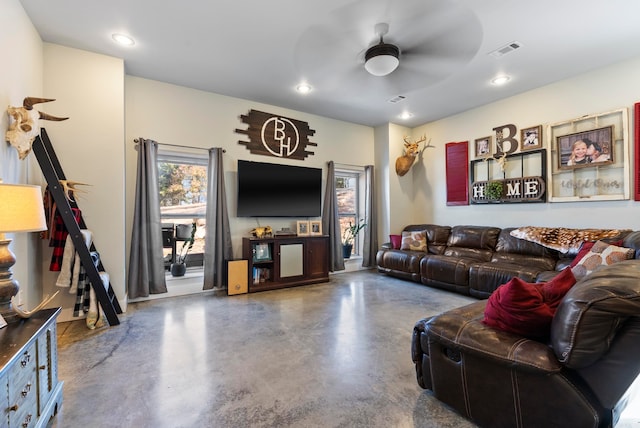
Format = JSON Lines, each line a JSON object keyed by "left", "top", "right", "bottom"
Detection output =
{"left": 237, "top": 160, "right": 322, "bottom": 217}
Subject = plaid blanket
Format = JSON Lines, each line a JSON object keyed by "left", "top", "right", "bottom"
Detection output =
{"left": 49, "top": 208, "right": 82, "bottom": 271}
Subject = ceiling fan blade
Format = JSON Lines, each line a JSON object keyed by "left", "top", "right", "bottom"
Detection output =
{"left": 293, "top": 0, "right": 483, "bottom": 103}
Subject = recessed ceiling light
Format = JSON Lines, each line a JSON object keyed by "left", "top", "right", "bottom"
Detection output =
{"left": 399, "top": 111, "right": 414, "bottom": 120}
{"left": 296, "top": 83, "right": 312, "bottom": 94}
{"left": 491, "top": 75, "right": 511, "bottom": 85}
{"left": 112, "top": 33, "right": 135, "bottom": 46}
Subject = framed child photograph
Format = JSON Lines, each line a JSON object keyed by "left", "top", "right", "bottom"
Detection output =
{"left": 296, "top": 220, "right": 310, "bottom": 236}
{"left": 557, "top": 126, "right": 614, "bottom": 170}
{"left": 475, "top": 136, "right": 492, "bottom": 158}
{"left": 310, "top": 220, "right": 322, "bottom": 235}
{"left": 254, "top": 243, "right": 271, "bottom": 261}
{"left": 520, "top": 125, "right": 542, "bottom": 150}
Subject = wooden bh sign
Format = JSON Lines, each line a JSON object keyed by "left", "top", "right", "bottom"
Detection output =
{"left": 236, "top": 109, "right": 316, "bottom": 160}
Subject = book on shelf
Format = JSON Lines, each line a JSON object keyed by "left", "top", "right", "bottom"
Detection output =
{"left": 252, "top": 267, "right": 272, "bottom": 284}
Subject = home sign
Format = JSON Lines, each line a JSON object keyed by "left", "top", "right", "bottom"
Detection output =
{"left": 470, "top": 177, "right": 546, "bottom": 204}
{"left": 236, "top": 109, "right": 316, "bottom": 160}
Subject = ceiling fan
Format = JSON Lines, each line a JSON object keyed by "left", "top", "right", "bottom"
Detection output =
{"left": 363, "top": 23, "right": 400, "bottom": 77}
{"left": 294, "top": 0, "right": 483, "bottom": 99}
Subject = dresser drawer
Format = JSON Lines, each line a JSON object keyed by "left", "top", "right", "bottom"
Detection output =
{"left": 0, "top": 309, "right": 62, "bottom": 428}
{"left": 1, "top": 371, "right": 9, "bottom": 428}
{"left": 8, "top": 343, "right": 38, "bottom": 428}
{"left": 10, "top": 403, "right": 36, "bottom": 428}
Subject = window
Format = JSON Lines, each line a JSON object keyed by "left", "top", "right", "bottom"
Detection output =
{"left": 336, "top": 171, "right": 362, "bottom": 256}
{"left": 158, "top": 152, "right": 207, "bottom": 217}
{"left": 157, "top": 151, "right": 208, "bottom": 266}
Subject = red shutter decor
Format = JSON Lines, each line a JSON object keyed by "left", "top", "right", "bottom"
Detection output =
{"left": 446, "top": 141, "right": 469, "bottom": 206}
{"left": 634, "top": 102, "right": 640, "bottom": 201}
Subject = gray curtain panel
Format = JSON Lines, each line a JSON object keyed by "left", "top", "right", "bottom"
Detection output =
{"left": 322, "top": 161, "right": 345, "bottom": 272}
{"left": 127, "top": 138, "right": 167, "bottom": 299}
{"left": 362, "top": 165, "right": 378, "bottom": 267}
{"left": 203, "top": 148, "right": 233, "bottom": 290}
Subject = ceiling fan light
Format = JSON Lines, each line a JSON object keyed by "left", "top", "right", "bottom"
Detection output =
{"left": 364, "top": 43, "right": 400, "bottom": 76}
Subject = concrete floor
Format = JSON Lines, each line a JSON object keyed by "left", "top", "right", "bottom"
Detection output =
{"left": 49, "top": 270, "right": 639, "bottom": 427}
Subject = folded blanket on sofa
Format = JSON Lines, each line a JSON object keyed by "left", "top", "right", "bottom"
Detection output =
{"left": 510, "top": 226, "right": 629, "bottom": 254}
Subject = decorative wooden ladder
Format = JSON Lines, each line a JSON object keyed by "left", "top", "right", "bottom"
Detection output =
{"left": 31, "top": 128, "right": 122, "bottom": 326}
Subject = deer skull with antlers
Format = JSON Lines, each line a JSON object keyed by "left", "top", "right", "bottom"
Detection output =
{"left": 5, "top": 97, "right": 68, "bottom": 159}
{"left": 395, "top": 135, "right": 433, "bottom": 176}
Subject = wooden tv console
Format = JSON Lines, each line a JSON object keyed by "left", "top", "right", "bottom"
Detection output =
{"left": 242, "top": 236, "right": 329, "bottom": 292}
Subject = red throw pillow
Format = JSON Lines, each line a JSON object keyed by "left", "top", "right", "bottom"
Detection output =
{"left": 541, "top": 267, "right": 577, "bottom": 311}
{"left": 389, "top": 234, "right": 402, "bottom": 249}
{"left": 483, "top": 268, "right": 576, "bottom": 340}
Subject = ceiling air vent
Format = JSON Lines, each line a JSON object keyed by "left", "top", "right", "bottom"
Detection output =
{"left": 388, "top": 95, "right": 406, "bottom": 103}
{"left": 489, "top": 41, "right": 522, "bottom": 58}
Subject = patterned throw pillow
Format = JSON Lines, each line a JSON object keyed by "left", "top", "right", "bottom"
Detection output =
{"left": 400, "top": 230, "right": 427, "bottom": 252}
{"left": 569, "top": 239, "right": 624, "bottom": 268}
{"left": 571, "top": 241, "right": 635, "bottom": 280}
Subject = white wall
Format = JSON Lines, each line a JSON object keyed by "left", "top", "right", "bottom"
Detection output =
{"left": 0, "top": 0, "right": 44, "bottom": 310}
{"left": 40, "top": 44, "right": 126, "bottom": 320}
{"left": 375, "top": 123, "right": 416, "bottom": 238}
{"left": 5, "top": 0, "right": 640, "bottom": 321}
{"left": 125, "top": 76, "right": 374, "bottom": 263}
{"left": 408, "top": 56, "right": 640, "bottom": 230}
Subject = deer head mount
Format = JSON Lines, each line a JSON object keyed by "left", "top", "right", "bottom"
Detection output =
{"left": 5, "top": 97, "right": 68, "bottom": 159}
{"left": 395, "top": 135, "right": 433, "bottom": 176}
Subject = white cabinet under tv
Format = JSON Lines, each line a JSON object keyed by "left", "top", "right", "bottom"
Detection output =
{"left": 242, "top": 236, "right": 329, "bottom": 292}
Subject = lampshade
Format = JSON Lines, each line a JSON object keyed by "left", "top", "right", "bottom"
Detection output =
{"left": 364, "top": 42, "right": 400, "bottom": 76}
{"left": 0, "top": 183, "right": 47, "bottom": 233}
{"left": 0, "top": 183, "right": 47, "bottom": 324}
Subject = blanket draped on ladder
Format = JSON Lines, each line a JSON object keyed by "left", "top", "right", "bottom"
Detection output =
{"left": 55, "top": 229, "right": 108, "bottom": 329}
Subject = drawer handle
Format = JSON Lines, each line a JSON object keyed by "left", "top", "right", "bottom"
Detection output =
{"left": 9, "top": 404, "right": 18, "bottom": 412}
{"left": 21, "top": 382, "right": 32, "bottom": 397}
{"left": 20, "top": 353, "right": 31, "bottom": 367}
{"left": 22, "top": 413, "right": 32, "bottom": 427}
{"left": 39, "top": 365, "right": 46, "bottom": 370}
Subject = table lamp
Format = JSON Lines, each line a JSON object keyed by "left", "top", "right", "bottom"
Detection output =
{"left": 0, "top": 182, "right": 47, "bottom": 324}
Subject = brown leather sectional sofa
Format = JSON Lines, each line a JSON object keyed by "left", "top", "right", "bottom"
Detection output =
{"left": 376, "top": 224, "right": 640, "bottom": 298}
{"left": 412, "top": 260, "right": 640, "bottom": 427}
{"left": 384, "top": 224, "right": 640, "bottom": 427}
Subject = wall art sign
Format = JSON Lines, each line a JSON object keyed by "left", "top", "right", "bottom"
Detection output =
{"left": 236, "top": 109, "right": 316, "bottom": 160}
{"left": 470, "top": 177, "right": 546, "bottom": 203}
{"left": 547, "top": 108, "right": 629, "bottom": 202}
{"left": 469, "top": 148, "right": 547, "bottom": 204}
{"left": 493, "top": 123, "right": 519, "bottom": 156}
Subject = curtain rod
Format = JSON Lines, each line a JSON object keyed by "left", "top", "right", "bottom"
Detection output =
{"left": 134, "top": 139, "right": 225, "bottom": 153}
{"left": 334, "top": 162, "right": 366, "bottom": 169}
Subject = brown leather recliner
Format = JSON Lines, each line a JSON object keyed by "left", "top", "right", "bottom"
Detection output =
{"left": 412, "top": 260, "right": 640, "bottom": 428}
